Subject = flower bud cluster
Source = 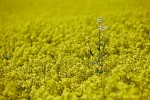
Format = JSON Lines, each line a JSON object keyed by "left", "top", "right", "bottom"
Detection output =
{"left": 97, "top": 17, "right": 108, "bottom": 31}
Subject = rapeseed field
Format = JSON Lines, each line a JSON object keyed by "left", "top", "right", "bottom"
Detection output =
{"left": 0, "top": 0, "right": 150, "bottom": 99}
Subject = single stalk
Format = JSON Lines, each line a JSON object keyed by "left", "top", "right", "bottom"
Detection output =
{"left": 98, "top": 26, "right": 101, "bottom": 65}
{"left": 97, "top": 17, "right": 108, "bottom": 66}
{"left": 97, "top": 17, "right": 102, "bottom": 66}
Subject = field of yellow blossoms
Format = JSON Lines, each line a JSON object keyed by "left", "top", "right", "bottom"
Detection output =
{"left": 0, "top": 0, "right": 150, "bottom": 99}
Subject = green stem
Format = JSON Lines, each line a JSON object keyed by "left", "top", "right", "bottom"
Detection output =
{"left": 98, "top": 23, "right": 101, "bottom": 65}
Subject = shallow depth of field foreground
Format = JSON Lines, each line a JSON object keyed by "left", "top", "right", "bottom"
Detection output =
{"left": 0, "top": 0, "right": 150, "bottom": 100}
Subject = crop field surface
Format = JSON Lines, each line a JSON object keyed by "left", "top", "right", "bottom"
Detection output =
{"left": 0, "top": 0, "right": 150, "bottom": 100}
